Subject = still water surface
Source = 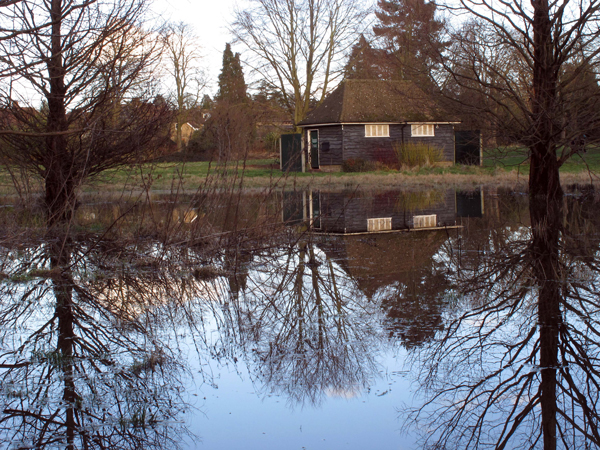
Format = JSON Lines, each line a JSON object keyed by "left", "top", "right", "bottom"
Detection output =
{"left": 0, "top": 186, "right": 598, "bottom": 449}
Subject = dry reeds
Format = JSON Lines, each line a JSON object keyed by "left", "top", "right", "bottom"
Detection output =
{"left": 394, "top": 142, "right": 443, "bottom": 168}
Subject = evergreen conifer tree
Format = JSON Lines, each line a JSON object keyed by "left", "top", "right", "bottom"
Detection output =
{"left": 205, "top": 44, "right": 253, "bottom": 161}
{"left": 344, "top": 34, "right": 391, "bottom": 80}
{"left": 217, "top": 43, "right": 247, "bottom": 104}
{"left": 373, "top": 0, "right": 446, "bottom": 89}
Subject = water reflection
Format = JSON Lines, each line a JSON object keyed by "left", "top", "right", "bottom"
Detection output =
{"left": 202, "top": 239, "right": 383, "bottom": 407}
{"left": 3, "top": 186, "right": 600, "bottom": 448}
{"left": 0, "top": 237, "right": 190, "bottom": 448}
{"left": 319, "top": 232, "right": 451, "bottom": 347}
{"left": 408, "top": 188, "right": 600, "bottom": 449}
{"left": 282, "top": 188, "right": 471, "bottom": 233}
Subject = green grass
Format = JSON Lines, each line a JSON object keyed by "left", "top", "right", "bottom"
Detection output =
{"left": 2, "top": 148, "right": 600, "bottom": 196}
{"left": 558, "top": 149, "right": 600, "bottom": 173}
{"left": 483, "top": 147, "right": 530, "bottom": 169}
{"left": 482, "top": 145, "right": 600, "bottom": 174}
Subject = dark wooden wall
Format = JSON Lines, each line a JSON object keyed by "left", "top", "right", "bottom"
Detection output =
{"left": 304, "top": 123, "right": 456, "bottom": 168}
{"left": 407, "top": 124, "right": 455, "bottom": 163}
{"left": 342, "top": 125, "right": 398, "bottom": 163}
{"left": 308, "top": 125, "right": 343, "bottom": 166}
{"left": 341, "top": 124, "right": 455, "bottom": 164}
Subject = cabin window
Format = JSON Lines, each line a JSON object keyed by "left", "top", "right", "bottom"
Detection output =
{"left": 367, "top": 217, "right": 392, "bottom": 232}
{"left": 411, "top": 124, "right": 435, "bottom": 137}
{"left": 413, "top": 214, "right": 437, "bottom": 228}
{"left": 365, "top": 124, "right": 389, "bottom": 137}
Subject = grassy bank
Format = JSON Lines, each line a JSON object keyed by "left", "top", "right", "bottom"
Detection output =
{"left": 1, "top": 148, "right": 599, "bottom": 196}
{"left": 483, "top": 146, "right": 600, "bottom": 173}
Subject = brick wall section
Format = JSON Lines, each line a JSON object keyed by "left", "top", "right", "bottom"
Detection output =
{"left": 339, "top": 124, "right": 455, "bottom": 164}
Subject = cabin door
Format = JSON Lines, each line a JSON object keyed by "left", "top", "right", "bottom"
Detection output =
{"left": 309, "top": 130, "right": 319, "bottom": 169}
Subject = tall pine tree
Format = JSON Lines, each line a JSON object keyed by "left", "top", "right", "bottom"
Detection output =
{"left": 205, "top": 43, "right": 253, "bottom": 160}
{"left": 217, "top": 43, "right": 248, "bottom": 104}
{"left": 344, "top": 34, "right": 392, "bottom": 80}
{"left": 373, "top": 0, "right": 446, "bottom": 90}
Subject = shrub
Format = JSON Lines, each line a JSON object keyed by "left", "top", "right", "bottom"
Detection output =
{"left": 262, "top": 131, "right": 281, "bottom": 154}
{"left": 342, "top": 158, "right": 376, "bottom": 172}
{"left": 394, "top": 141, "right": 443, "bottom": 168}
{"left": 395, "top": 190, "right": 444, "bottom": 212}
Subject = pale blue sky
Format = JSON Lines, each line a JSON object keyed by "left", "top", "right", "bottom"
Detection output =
{"left": 152, "top": 0, "right": 241, "bottom": 95}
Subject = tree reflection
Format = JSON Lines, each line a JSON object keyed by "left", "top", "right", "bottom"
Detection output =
{"left": 205, "top": 238, "right": 383, "bottom": 407}
{"left": 408, "top": 189, "right": 600, "bottom": 449}
{"left": 0, "top": 236, "right": 190, "bottom": 449}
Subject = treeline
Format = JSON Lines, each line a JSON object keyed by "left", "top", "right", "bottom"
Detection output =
{"left": 185, "top": 0, "right": 600, "bottom": 162}
{"left": 177, "top": 44, "right": 290, "bottom": 162}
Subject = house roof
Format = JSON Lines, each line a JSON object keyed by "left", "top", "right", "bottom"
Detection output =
{"left": 318, "top": 230, "right": 449, "bottom": 299}
{"left": 297, "top": 79, "right": 448, "bottom": 126}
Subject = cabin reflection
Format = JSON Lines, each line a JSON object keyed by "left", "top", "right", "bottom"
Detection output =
{"left": 283, "top": 188, "right": 484, "bottom": 233}
{"left": 281, "top": 188, "right": 486, "bottom": 348}
{"left": 456, "top": 189, "right": 484, "bottom": 218}
{"left": 319, "top": 230, "right": 451, "bottom": 347}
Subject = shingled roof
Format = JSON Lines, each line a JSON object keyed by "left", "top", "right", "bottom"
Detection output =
{"left": 297, "top": 79, "right": 447, "bottom": 126}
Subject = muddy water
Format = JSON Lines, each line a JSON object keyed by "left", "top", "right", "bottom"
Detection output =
{"left": 1, "top": 186, "right": 599, "bottom": 449}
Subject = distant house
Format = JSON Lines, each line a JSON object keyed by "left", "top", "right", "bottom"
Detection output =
{"left": 171, "top": 122, "right": 200, "bottom": 148}
{"left": 296, "top": 79, "right": 459, "bottom": 171}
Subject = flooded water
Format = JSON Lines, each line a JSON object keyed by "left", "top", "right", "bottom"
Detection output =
{"left": 1, "top": 185, "right": 599, "bottom": 449}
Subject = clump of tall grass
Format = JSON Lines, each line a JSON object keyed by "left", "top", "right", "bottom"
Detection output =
{"left": 394, "top": 142, "right": 443, "bottom": 168}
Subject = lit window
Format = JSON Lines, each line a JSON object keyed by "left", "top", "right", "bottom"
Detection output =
{"left": 411, "top": 124, "right": 435, "bottom": 137}
{"left": 365, "top": 124, "right": 389, "bottom": 137}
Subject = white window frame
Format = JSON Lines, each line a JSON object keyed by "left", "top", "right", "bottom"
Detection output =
{"left": 365, "top": 124, "right": 390, "bottom": 137}
{"left": 411, "top": 124, "right": 435, "bottom": 137}
{"left": 413, "top": 214, "right": 437, "bottom": 228}
{"left": 367, "top": 217, "right": 392, "bottom": 232}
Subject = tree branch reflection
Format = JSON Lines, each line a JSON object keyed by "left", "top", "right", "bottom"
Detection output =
{"left": 0, "top": 237, "right": 191, "bottom": 449}
{"left": 205, "top": 238, "right": 383, "bottom": 407}
{"left": 407, "top": 190, "right": 600, "bottom": 449}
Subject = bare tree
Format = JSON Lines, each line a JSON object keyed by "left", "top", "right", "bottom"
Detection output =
{"left": 0, "top": 0, "right": 172, "bottom": 227}
{"left": 161, "top": 22, "right": 205, "bottom": 153}
{"left": 439, "top": 0, "right": 600, "bottom": 199}
{"left": 231, "top": 0, "right": 369, "bottom": 125}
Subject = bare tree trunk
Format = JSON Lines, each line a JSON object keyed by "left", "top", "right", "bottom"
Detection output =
{"left": 52, "top": 244, "right": 76, "bottom": 450}
{"left": 529, "top": 0, "right": 562, "bottom": 201}
{"left": 44, "top": 0, "right": 75, "bottom": 226}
